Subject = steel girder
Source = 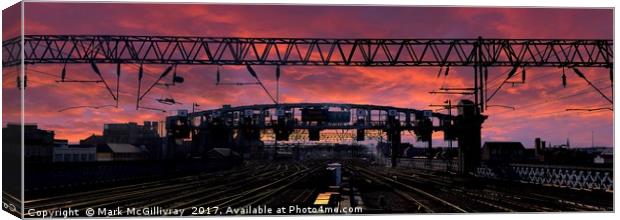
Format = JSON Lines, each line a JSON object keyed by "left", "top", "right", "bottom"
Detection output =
{"left": 2, "top": 35, "right": 613, "bottom": 67}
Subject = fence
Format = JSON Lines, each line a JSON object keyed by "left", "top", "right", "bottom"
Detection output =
{"left": 476, "top": 163, "right": 613, "bottom": 191}
{"left": 374, "top": 157, "right": 459, "bottom": 172}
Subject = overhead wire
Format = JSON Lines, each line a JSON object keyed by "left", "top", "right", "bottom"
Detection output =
{"left": 436, "top": 43, "right": 569, "bottom": 108}
{"left": 481, "top": 75, "right": 612, "bottom": 129}
{"left": 26, "top": 46, "right": 179, "bottom": 110}
{"left": 489, "top": 77, "right": 611, "bottom": 116}
{"left": 484, "top": 43, "right": 574, "bottom": 99}
{"left": 485, "top": 89, "right": 613, "bottom": 128}
{"left": 481, "top": 43, "right": 612, "bottom": 112}
{"left": 23, "top": 68, "right": 165, "bottom": 106}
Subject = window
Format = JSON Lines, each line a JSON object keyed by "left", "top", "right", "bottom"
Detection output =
{"left": 54, "top": 154, "right": 63, "bottom": 162}
{"left": 73, "top": 154, "right": 79, "bottom": 161}
{"left": 81, "top": 154, "right": 87, "bottom": 161}
{"left": 64, "top": 154, "right": 71, "bottom": 162}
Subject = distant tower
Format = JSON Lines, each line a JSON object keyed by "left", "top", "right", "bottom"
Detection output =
{"left": 566, "top": 138, "right": 570, "bottom": 148}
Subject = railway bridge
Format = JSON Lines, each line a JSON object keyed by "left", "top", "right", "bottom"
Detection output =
{"left": 165, "top": 102, "right": 486, "bottom": 173}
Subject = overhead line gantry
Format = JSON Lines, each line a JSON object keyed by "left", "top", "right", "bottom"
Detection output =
{"left": 2, "top": 35, "right": 612, "bottom": 173}
{"left": 2, "top": 35, "right": 613, "bottom": 112}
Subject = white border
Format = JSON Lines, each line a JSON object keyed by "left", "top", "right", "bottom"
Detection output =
{"left": 0, "top": 1, "right": 617, "bottom": 220}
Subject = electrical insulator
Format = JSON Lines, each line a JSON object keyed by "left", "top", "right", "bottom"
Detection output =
{"left": 90, "top": 62, "right": 101, "bottom": 75}
{"left": 138, "top": 64, "right": 143, "bottom": 80}
{"left": 572, "top": 67, "right": 586, "bottom": 79}
{"left": 522, "top": 67, "right": 526, "bottom": 82}
{"left": 161, "top": 65, "right": 173, "bottom": 78}
{"left": 171, "top": 65, "right": 177, "bottom": 83}
{"left": 436, "top": 66, "right": 443, "bottom": 78}
{"left": 17, "top": 75, "right": 28, "bottom": 89}
{"left": 246, "top": 65, "right": 258, "bottom": 78}
{"left": 172, "top": 65, "right": 183, "bottom": 83}
{"left": 508, "top": 65, "right": 518, "bottom": 78}
{"left": 276, "top": 65, "right": 281, "bottom": 80}
{"left": 444, "top": 66, "right": 450, "bottom": 76}
{"left": 484, "top": 67, "right": 488, "bottom": 81}
{"left": 562, "top": 72, "right": 567, "bottom": 88}
{"left": 116, "top": 63, "right": 121, "bottom": 77}
{"left": 216, "top": 66, "right": 221, "bottom": 84}
{"left": 173, "top": 75, "right": 184, "bottom": 83}
{"left": 61, "top": 67, "right": 66, "bottom": 81}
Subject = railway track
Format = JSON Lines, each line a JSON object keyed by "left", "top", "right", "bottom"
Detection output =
{"left": 24, "top": 163, "right": 275, "bottom": 211}
{"left": 167, "top": 162, "right": 315, "bottom": 211}
{"left": 388, "top": 166, "right": 612, "bottom": 211}
{"left": 25, "top": 160, "right": 323, "bottom": 217}
{"left": 345, "top": 163, "right": 467, "bottom": 213}
{"left": 134, "top": 164, "right": 288, "bottom": 209}
{"left": 21, "top": 159, "right": 611, "bottom": 216}
{"left": 213, "top": 165, "right": 323, "bottom": 209}
{"left": 23, "top": 161, "right": 323, "bottom": 217}
{"left": 353, "top": 161, "right": 611, "bottom": 212}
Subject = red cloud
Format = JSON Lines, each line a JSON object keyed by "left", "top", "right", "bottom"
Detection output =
{"left": 3, "top": 3, "right": 611, "bottom": 147}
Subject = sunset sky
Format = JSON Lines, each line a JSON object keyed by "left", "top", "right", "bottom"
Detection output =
{"left": 2, "top": 3, "right": 613, "bottom": 148}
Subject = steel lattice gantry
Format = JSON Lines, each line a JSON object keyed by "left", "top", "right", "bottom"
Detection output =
{"left": 3, "top": 35, "right": 612, "bottom": 172}
{"left": 3, "top": 35, "right": 613, "bottom": 111}
{"left": 2, "top": 35, "right": 613, "bottom": 67}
